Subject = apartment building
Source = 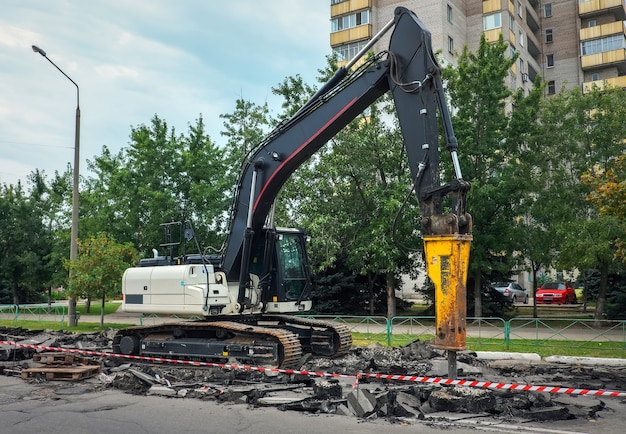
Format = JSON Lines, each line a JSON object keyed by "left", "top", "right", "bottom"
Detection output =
{"left": 330, "top": 1, "right": 625, "bottom": 293}
{"left": 329, "top": 0, "right": 626, "bottom": 97}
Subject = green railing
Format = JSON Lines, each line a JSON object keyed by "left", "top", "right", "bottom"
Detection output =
{"left": 3, "top": 306, "right": 626, "bottom": 355}
{"left": 304, "top": 315, "right": 625, "bottom": 353}
{"left": 507, "top": 318, "right": 626, "bottom": 352}
{"left": 0, "top": 304, "right": 67, "bottom": 324}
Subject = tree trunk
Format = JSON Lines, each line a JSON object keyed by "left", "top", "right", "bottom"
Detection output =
{"left": 367, "top": 272, "right": 375, "bottom": 316}
{"left": 531, "top": 261, "right": 540, "bottom": 319}
{"left": 386, "top": 271, "right": 396, "bottom": 319}
{"left": 473, "top": 271, "right": 482, "bottom": 319}
{"left": 100, "top": 291, "right": 106, "bottom": 329}
{"left": 85, "top": 296, "right": 91, "bottom": 314}
{"left": 67, "top": 297, "right": 78, "bottom": 327}
{"left": 12, "top": 282, "right": 19, "bottom": 305}
{"left": 594, "top": 262, "right": 609, "bottom": 326}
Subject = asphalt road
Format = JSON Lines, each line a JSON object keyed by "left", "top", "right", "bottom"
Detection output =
{"left": 2, "top": 374, "right": 625, "bottom": 434}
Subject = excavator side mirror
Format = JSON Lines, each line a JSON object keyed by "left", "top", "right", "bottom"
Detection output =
{"left": 184, "top": 228, "right": 194, "bottom": 241}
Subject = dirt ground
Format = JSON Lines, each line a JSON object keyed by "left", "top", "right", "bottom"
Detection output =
{"left": 2, "top": 327, "right": 626, "bottom": 433}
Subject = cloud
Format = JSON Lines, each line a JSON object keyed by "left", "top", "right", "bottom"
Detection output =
{"left": 0, "top": 0, "right": 330, "bottom": 187}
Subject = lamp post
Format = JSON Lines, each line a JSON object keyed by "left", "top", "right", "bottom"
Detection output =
{"left": 32, "top": 45, "right": 81, "bottom": 327}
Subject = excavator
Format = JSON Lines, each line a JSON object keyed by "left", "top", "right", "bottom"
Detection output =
{"left": 113, "top": 7, "right": 472, "bottom": 371}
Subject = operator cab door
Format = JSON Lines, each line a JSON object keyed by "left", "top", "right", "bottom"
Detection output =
{"left": 250, "top": 228, "right": 311, "bottom": 304}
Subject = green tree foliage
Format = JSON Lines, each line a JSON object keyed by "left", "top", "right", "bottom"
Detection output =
{"left": 583, "top": 153, "right": 626, "bottom": 262}
{"left": 536, "top": 86, "right": 626, "bottom": 321}
{"left": 505, "top": 79, "right": 554, "bottom": 316}
{"left": 279, "top": 97, "right": 419, "bottom": 316}
{"left": 66, "top": 233, "right": 138, "bottom": 326}
{"left": 0, "top": 178, "right": 53, "bottom": 304}
{"left": 83, "top": 115, "right": 230, "bottom": 256}
{"left": 442, "top": 34, "right": 517, "bottom": 317}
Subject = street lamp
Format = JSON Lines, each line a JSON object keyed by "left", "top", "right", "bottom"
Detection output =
{"left": 32, "top": 45, "right": 81, "bottom": 327}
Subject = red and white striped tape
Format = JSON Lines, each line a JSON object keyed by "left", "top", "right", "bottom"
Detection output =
{"left": 2, "top": 340, "right": 625, "bottom": 398}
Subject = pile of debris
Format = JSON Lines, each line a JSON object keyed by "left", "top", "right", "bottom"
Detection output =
{"left": 1, "top": 327, "right": 623, "bottom": 425}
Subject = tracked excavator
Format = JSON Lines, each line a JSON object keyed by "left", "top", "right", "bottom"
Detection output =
{"left": 113, "top": 7, "right": 472, "bottom": 371}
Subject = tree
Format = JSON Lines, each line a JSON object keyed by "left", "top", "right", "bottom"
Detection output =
{"left": 66, "top": 234, "right": 138, "bottom": 327}
{"left": 442, "top": 34, "right": 517, "bottom": 317}
{"left": 537, "top": 86, "right": 626, "bottom": 321}
{"left": 84, "top": 116, "right": 231, "bottom": 258}
{"left": 583, "top": 153, "right": 626, "bottom": 262}
{"left": 0, "top": 179, "right": 52, "bottom": 304}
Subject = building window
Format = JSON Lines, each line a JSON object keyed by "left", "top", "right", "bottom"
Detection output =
{"left": 545, "top": 29, "right": 553, "bottom": 43}
{"left": 483, "top": 12, "right": 502, "bottom": 31}
{"left": 588, "top": 19, "right": 596, "bottom": 27}
{"left": 581, "top": 35, "right": 626, "bottom": 56}
{"left": 509, "top": 13, "right": 515, "bottom": 31}
{"left": 544, "top": 3, "right": 552, "bottom": 18}
{"left": 331, "top": 0, "right": 347, "bottom": 4}
{"left": 447, "top": 4, "right": 452, "bottom": 23}
{"left": 448, "top": 36, "right": 454, "bottom": 53}
{"left": 591, "top": 73, "right": 600, "bottom": 81}
{"left": 333, "top": 40, "right": 368, "bottom": 61}
{"left": 546, "top": 54, "right": 554, "bottom": 67}
{"left": 517, "top": 0, "right": 523, "bottom": 17}
{"left": 331, "top": 10, "right": 370, "bottom": 32}
{"left": 519, "top": 30, "right": 524, "bottom": 47}
{"left": 547, "top": 80, "right": 556, "bottom": 95}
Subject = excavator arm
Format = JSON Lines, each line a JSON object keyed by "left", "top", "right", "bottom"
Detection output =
{"left": 221, "top": 7, "right": 472, "bottom": 359}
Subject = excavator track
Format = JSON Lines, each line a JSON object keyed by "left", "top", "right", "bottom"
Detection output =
{"left": 112, "top": 321, "right": 303, "bottom": 369}
{"left": 264, "top": 315, "right": 352, "bottom": 357}
{"left": 112, "top": 316, "right": 352, "bottom": 369}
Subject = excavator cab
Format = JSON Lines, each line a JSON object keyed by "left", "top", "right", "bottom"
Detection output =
{"left": 250, "top": 228, "right": 312, "bottom": 308}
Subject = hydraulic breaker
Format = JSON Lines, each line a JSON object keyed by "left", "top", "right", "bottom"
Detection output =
{"left": 423, "top": 234, "right": 472, "bottom": 351}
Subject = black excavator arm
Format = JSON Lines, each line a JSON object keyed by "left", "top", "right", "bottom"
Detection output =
{"left": 220, "top": 7, "right": 472, "bottom": 359}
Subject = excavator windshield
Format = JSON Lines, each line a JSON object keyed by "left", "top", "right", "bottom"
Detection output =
{"left": 276, "top": 231, "right": 310, "bottom": 301}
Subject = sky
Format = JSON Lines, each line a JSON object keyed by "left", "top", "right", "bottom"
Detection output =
{"left": 0, "top": 0, "right": 330, "bottom": 187}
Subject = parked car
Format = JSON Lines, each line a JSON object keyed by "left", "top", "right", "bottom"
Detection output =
{"left": 492, "top": 282, "right": 529, "bottom": 304}
{"left": 575, "top": 287, "right": 584, "bottom": 303}
{"left": 535, "top": 282, "right": 576, "bottom": 305}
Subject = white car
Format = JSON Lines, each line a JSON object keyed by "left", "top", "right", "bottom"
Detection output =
{"left": 492, "top": 282, "right": 529, "bottom": 304}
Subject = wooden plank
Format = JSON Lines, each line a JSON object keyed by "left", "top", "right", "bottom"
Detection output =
{"left": 33, "top": 352, "right": 101, "bottom": 366}
{"left": 21, "top": 365, "right": 100, "bottom": 381}
{"left": 33, "top": 352, "right": 77, "bottom": 365}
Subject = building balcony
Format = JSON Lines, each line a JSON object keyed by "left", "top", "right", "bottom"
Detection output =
{"left": 581, "top": 48, "right": 626, "bottom": 69}
{"left": 583, "top": 75, "right": 626, "bottom": 92}
{"left": 330, "top": 24, "right": 372, "bottom": 47}
{"left": 483, "top": 27, "right": 516, "bottom": 46}
{"left": 578, "top": 0, "right": 626, "bottom": 20}
{"left": 331, "top": 0, "right": 371, "bottom": 17}
{"left": 580, "top": 21, "right": 626, "bottom": 40}
{"left": 482, "top": 0, "right": 507, "bottom": 14}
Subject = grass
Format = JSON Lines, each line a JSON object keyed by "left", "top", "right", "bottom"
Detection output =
{"left": 0, "top": 319, "right": 134, "bottom": 333}
{"left": 2, "top": 302, "right": 625, "bottom": 359}
{"left": 76, "top": 302, "right": 122, "bottom": 316}
{"left": 351, "top": 331, "right": 626, "bottom": 359}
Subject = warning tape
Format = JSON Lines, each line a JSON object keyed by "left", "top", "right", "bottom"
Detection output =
{"left": 2, "top": 340, "right": 625, "bottom": 398}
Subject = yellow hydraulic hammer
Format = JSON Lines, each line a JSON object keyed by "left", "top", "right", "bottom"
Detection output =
{"left": 423, "top": 234, "right": 472, "bottom": 351}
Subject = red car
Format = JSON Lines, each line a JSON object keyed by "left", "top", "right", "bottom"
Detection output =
{"left": 535, "top": 282, "right": 576, "bottom": 305}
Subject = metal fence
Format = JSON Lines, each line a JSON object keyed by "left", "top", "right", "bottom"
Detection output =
{"left": 306, "top": 315, "right": 626, "bottom": 354}
{"left": 0, "top": 304, "right": 67, "bottom": 323}
{"left": 2, "top": 306, "right": 626, "bottom": 354}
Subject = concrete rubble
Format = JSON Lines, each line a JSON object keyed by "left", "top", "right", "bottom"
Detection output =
{"left": 2, "top": 326, "right": 626, "bottom": 427}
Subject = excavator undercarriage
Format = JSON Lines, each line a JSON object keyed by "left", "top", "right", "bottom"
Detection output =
{"left": 112, "top": 315, "right": 352, "bottom": 369}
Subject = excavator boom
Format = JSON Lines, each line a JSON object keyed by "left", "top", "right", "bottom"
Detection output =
{"left": 119, "top": 7, "right": 471, "bottom": 372}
